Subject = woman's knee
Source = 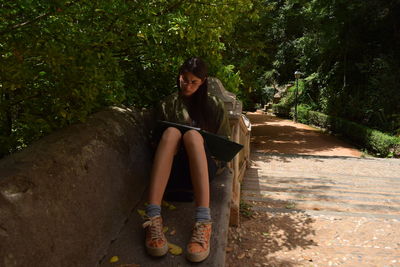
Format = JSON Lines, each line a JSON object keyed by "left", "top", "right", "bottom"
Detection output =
{"left": 183, "top": 130, "right": 204, "bottom": 147}
{"left": 160, "top": 127, "right": 182, "bottom": 143}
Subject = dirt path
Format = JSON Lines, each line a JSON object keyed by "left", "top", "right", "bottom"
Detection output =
{"left": 225, "top": 112, "right": 400, "bottom": 267}
{"left": 248, "top": 111, "right": 362, "bottom": 157}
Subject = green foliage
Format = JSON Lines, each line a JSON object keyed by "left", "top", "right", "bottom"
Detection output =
{"left": 242, "top": 0, "right": 399, "bottom": 136}
{"left": 0, "top": 0, "right": 253, "bottom": 158}
{"left": 272, "top": 80, "right": 305, "bottom": 118}
{"left": 2, "top": 0, "right": 399, "bottom": 158}
{"left": 221, "top": 0, "right": 280, "bottom": 110}
{"left": 240, "top": 200, "right": 254, "bottom": 218}
{"left": 261, "top": 86, "right": 276, "bottom": 105}
{"left": 296, "top": 104, "right": 312, "bottom": 124}
{"left": 272, "top": 103, "right": 291, "bottom": 118}
{"left": 215, "top": 64, "right": 242, "bottom": 95}
{"left": 292, "top": 0, "right": 399, "bottom": 134}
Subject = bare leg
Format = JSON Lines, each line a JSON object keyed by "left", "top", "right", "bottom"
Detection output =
{"left": 183, "top": 130, "right": 210, "bottom": 207}
{"left": 148, "top": 127, "right": 182, "bottom": 205}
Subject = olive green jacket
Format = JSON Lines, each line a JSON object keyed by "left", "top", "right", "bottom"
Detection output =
{"left": 156, "top": 92, "right": 231, "bottom": 138}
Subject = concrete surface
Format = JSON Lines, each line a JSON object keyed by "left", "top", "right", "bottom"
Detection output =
{"left": 0, "top": 107, "right": 153, "bottom": 267}
{"left": 239, "top": 153, "right": 400, "bottom": 267}
{"left": 99, "top": 167, "right": 233, "bottom": 267}
{"left": 226, "top": 112, "right": 400, "bottom": 267}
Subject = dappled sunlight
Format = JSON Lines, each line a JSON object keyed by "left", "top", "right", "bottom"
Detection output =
{"left": 226, "top": 161, "right": 318, "bottom": 267}
{"left": 225, "top": 113, "right": 396, "bottom": 267}
{"left": 247, "top": 114, "right": 362, "bottom": 157}
{"left": 232, "top": 149, "right": 400, "bottom": 267}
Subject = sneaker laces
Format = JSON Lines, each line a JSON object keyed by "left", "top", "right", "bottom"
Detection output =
{"left": 190, "top": 222, "right": 210, "bottom": 245}
{"left": 143, "top": 216, "right": 164, "bottom": 240}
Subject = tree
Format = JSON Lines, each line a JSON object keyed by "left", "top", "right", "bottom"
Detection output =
{"left": 0, "top": 0, "right": 252, "bottom": 157}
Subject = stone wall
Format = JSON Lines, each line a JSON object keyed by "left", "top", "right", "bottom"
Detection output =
{"left": 0, "top": 107, "right": 153, "bottom": 267}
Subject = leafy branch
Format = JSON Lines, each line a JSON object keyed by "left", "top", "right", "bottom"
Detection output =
{"left": 0, "top": 0, "right": 81, "bottom": 36}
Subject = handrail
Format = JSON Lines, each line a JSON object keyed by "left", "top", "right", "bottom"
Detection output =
{"left": 228, "top": 114, "right": 251, "bottom": 226}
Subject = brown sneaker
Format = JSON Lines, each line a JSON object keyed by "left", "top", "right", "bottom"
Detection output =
{"left": 142, "top": 215, "right": 168, "bottom": 257}
{"left": 186, "top": 221, "right": 212, "bottom": 262}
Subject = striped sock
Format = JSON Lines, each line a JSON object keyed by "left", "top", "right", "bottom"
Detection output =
{"left": 146, "top": 204, "right": 161, "bottom": 218}
{"left": 195, "top": 206, "right": 211, "bottom": 222}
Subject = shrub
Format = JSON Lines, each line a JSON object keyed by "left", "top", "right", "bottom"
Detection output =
{"left": 294, "top": 104, "right": 312, "bottom": 124}
{"left": 272, "top": 103, "right": 291, "bottom": 118}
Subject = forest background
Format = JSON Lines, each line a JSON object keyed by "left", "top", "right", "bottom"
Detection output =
{"left": 1, "top": 0, "right": 399, "bottom": 158}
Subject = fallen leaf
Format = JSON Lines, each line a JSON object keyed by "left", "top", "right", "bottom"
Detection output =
{"left": 285, "top": 202, "right": 296, "bottom": 209}
{"left": 168, "top": 204, "right": 177, "bottom": 210}
{"left": 162, "top": 200, "right": 170, "bottom": 208}
{"left": 168, "top": 242, "right": 183, "bottom": 255}
{"left": 170, "top": 229, "right": 176, "bottom": 236}
{"left": 117, "top": 264, "right": 140, "bottom": 267}
{"left": 237, "top": 253, "right": 246, "bottom": 259}
{"left": 162, "top": 200, "right": 177, "bottom": 210}
{"left": 225, "top": 247, "right": 233, "bottom": 252}
{"left": 109, "top": 256, "right": 119, "bottom": 263}
{"left": 137, "top": 209, "right": 146, "bottom": 218}
{"left": 163, "top": 226, "right": 169, "bottom": 233}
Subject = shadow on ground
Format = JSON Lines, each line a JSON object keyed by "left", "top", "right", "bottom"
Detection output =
{"left": 226, "top": 163, "right": 317, "bottom": 267}
{"left": 246, "top": 112, "right": 361, "bottom": 157}
{"left": 251, "top": 124, "right": 355, "bottom": 155}
{"left": 226, "top": 200, "right": 317, "bottom": 267}
{"left": 225, "top": 112, "right": 365, "bottom": 266}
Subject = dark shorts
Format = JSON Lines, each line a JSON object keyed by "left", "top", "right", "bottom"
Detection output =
{"left": 164, "top": 144, "right": 217, "bottom": 202}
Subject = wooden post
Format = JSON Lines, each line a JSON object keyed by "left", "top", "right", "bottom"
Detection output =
{"left": 229, "top": 120, "right": 240, "bottom": 226}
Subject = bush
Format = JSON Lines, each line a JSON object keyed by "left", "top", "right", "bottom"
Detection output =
{"left": 0, "top": 1, "right": 252, "bottom": 158}
{"left": 272, "top": 103, "right": 291, "bottom": 118}
{"left": 296, "top": 104, "right": 313, "bottom": 124}
{"left": 297, "top": 109, "right": 400, "bottom": 157}
{"left": 272, "top": 81, "right": 307, "bottom": 119}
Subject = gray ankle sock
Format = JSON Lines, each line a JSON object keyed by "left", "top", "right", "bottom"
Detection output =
{"left": 195, "top": 206, "right": 211, "bottom": 222}
{"left": 146, "top": 204, "right": 161, "bottom": 217}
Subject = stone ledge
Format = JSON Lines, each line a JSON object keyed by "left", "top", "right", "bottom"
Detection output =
{"left": 0, "top": 106, "right": 235, "bottom": 267}
{"left": 0, "top": 107, "right": 153, "bottom": 267}
{"left": 99, "top": 167, "right": 233, "bottom": 267}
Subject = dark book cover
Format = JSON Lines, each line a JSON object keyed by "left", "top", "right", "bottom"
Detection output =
{"left": 158, "top": 121, "right": 243, "bottom": 162}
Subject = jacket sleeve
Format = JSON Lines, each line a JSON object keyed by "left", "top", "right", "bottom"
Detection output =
{"left": 213, "top": 96, "right": 231, "bottom": 139}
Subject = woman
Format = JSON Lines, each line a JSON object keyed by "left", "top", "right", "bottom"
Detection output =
{"left": 143, "top": 57, "right": 231, "bottom": 262}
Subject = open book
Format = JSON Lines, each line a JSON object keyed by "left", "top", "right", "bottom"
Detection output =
{"left": 157, "top": 120, "right": 243, "bottom": 162}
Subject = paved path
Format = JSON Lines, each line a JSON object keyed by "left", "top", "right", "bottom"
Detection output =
{"left": 226, "top": 112, "right": 400, "bottom": 267}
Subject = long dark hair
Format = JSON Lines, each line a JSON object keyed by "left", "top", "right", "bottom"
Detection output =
{"left": 177, "top": 57, "right": 215, "bottom": 132}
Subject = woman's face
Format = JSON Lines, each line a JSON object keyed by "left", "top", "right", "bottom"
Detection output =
{"left": 179, "top": 72, "right": 204, "bottom": 97}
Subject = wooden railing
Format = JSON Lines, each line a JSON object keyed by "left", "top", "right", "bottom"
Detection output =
{"left": 207, "top": 76, "right": 251, "bottom": 226}
{"left": 228, "top": 113, "right": 251, "bottom": 226}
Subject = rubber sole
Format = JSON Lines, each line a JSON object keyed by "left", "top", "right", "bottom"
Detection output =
{"left": 146, "top": 242, "right": 169, "bottom": 257}
{"left": 186, "top": 246, "right": 210, "bottom": 262}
